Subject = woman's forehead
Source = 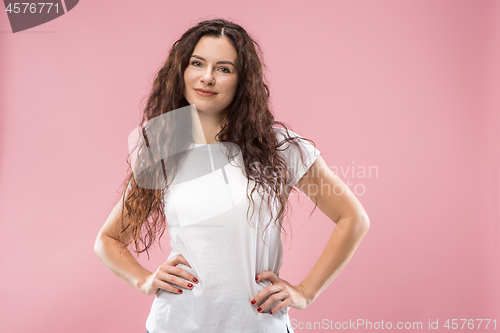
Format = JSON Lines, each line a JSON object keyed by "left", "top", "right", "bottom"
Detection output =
{"left": 192, "top": 36, "right": 237, "bottom": 63}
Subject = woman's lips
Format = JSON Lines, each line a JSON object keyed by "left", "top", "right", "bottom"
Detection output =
{"left": 195, "top": 89, "right": 217, "bottom": 97}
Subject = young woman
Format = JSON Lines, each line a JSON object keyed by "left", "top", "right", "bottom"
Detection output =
{"left": 94, "top": 18, "right": 370, "bottom": 333}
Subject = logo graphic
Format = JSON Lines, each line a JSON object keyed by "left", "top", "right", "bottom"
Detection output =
{"left": 3, "top": 0, "right": 79, "bottom": 33}
{"left": 128, "top": 105, "right": 245, "bottom": 226}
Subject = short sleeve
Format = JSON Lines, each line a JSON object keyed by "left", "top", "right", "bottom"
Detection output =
{"left": 125, "top": 179, "right": 134, "bottom": 197}
{"left": 274, "top": 127, "right": 321, "bottom": 187}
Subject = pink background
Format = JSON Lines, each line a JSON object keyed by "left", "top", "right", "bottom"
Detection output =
{"left": 1, "top": 1, "right": 499, "bottom": 332}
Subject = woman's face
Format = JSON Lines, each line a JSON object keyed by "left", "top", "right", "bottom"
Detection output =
{"left": 183, "top": 35, "right": 239, "bottom": 118}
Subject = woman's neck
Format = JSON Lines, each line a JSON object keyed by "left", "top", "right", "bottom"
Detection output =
{"left": 195, "top": 110, "right": 226, "bottom": 144}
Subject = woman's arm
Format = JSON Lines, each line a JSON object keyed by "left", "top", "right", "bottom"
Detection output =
{"left": 294, "top": 154, "right": 370, "bottom": 304}
{"left": 252, "top": 155, "right": 370, "bottom": 313}
{"left": 94, "top": 193, "right": 198, "bottom": 295}
{"left": 94, "top": 195, "right": 153, "bottom": 292}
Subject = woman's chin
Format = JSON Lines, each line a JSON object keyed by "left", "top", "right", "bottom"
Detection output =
{"left": 195, "top": 106, "right": 226, "bottom": 117}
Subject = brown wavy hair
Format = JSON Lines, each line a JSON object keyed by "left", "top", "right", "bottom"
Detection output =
{"left": 118, "top": 18, "right": 318, "bottom": 258}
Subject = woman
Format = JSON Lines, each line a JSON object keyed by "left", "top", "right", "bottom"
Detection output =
{"left": 94, "top": 18, "right": 370, "bottom": 333}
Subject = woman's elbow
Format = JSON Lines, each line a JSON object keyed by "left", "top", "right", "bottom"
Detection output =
{"left": 94, "top": 233, "right": 108, "bottom": 257}
{"left": 350, "top": 213, "right": 370, "bottom": 236}
{"left": 358, "top": 214, "right": 370, "bottom": 235}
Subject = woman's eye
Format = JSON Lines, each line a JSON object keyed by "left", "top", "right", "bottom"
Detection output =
{"left": 191, "top": 61, "right": 230, "bottom": 73}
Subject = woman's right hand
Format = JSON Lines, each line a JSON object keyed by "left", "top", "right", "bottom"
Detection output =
{"left": 140, "top": 254, "right": 199, "bottom": 296}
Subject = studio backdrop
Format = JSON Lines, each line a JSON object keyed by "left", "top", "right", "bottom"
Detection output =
{"left": 0, "top": 1, "right": 498, "bottom": 332}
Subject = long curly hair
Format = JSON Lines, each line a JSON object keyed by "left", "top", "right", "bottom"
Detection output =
{"left": 118, "top": 18, "right": 318, "bottom": 258}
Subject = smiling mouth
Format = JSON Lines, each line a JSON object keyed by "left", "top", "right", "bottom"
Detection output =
{"left": 195, "top": 89, "right": 217, "bottom": 97}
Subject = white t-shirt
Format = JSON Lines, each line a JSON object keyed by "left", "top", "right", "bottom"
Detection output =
{"left": 144, "top": 127, "right": 321, "bottom": 333}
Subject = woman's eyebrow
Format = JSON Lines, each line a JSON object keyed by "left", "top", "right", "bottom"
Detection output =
{"left": 191, "top": 55, "right": 236, "bottom": 67}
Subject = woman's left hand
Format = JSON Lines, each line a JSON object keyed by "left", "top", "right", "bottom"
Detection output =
{"left": 251, "top": 271, "right": 311, "bottom": 314}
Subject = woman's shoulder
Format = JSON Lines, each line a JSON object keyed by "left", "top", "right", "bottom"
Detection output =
{"left": 271, "top": 126, "right": 302, "bottom": 143}
{"left": 271, "top": 125, "right": 320, "bottom": 155}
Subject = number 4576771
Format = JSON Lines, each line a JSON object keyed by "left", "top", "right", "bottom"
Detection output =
{"left": 5, "top": 3, "right": 60, "bottom": 14}
{"left": 443, "top": 319, "right": 496, "bottom": 330}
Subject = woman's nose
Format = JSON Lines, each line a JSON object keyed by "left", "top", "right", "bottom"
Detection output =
{"left": 200, "top": 68, "right": 215, "bottom": 85}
